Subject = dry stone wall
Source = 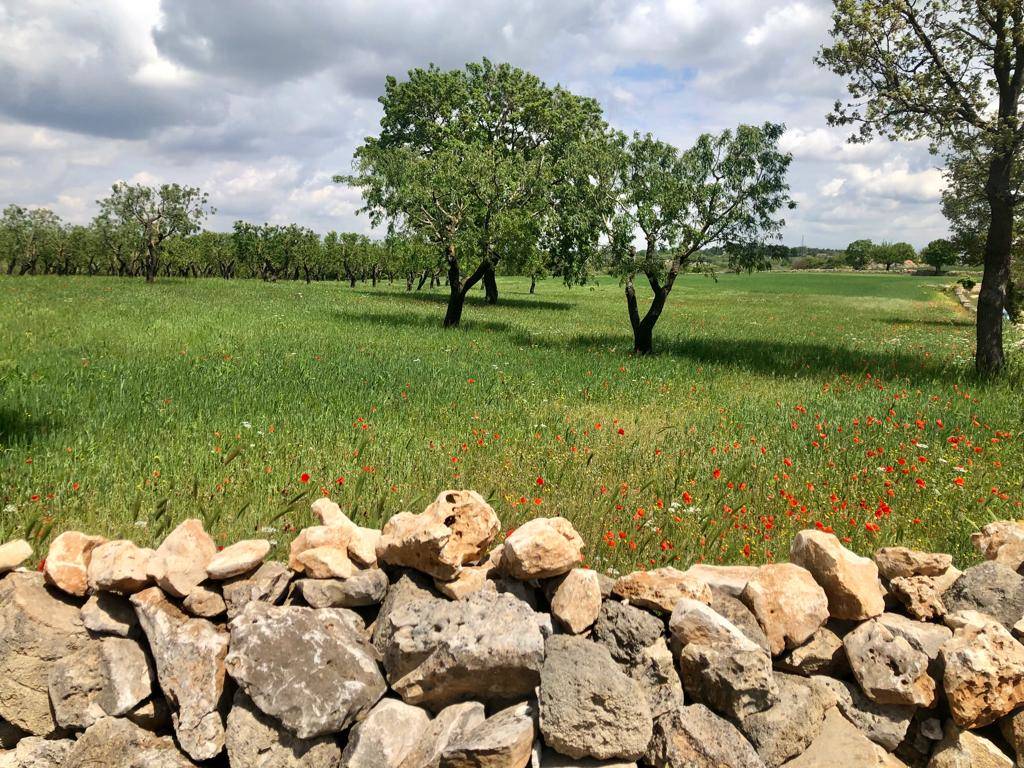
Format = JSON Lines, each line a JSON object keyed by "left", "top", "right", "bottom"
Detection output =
{"left": 2, "top": 493, "right": 1024, "bottom": 767}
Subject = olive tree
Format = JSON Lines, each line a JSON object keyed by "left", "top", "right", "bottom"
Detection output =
{"left": 817, "top": 0, "right": 1024, "bottom": 373}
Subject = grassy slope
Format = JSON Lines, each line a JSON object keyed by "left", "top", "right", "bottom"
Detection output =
{"left": 1, "top": 272, "right": 1020, "bottom": 572}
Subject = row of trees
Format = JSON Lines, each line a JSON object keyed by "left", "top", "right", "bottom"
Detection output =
{"left": 842, "top": 238, "right": 960, "bottom": 274}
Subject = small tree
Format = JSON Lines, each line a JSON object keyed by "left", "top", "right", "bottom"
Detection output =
{"left": 844, "top": 238, "right": 874, "bottom": 270}
{"left": 98, "top": 182, "right": 212, "bottom": 282}
{"left": 920, "top": 238, "right": 957, "bottom": 274}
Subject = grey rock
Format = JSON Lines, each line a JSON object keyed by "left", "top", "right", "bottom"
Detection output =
{"left": 371, "top": 572, "right": 439, "bottom": 656}
{"left": 942, "top": 561, "right": 1024, "bottom": 630}
{"left": 63, "top": 716, "right": 198, "bottom": 768}
{"left": 0, "top": 572, "right": 90, "bottom": 735}
{"left": 226, "top": 602, "right": 385, "bottom": 739}
{"left": 590, "top": 600, "right": 665, "bottom": 667}
{"left": 645, "top": 704, "right": 766, "bottom": 768}
{"left": 813, "top": 676, "right": 914, "bottom": 752}
{"left": 782, "top": 707, "right": 904, "bottom": 767}
{"left": 182, "top": 584, "right": 226, "bottom": 618}
{"left": 440, "top": 702, "right": 536, "bottom": 768}
{"left": 222, "top": 560, "right": 292, "bottom": 619}
{"left": 397, "top": 701, "right": 486, "bottom": 768}
{"left": 297, "top": 569, "right": 389, "bottom": 608}
{"left": 844, "top": 619, "right": 936, "bottom": 707}
{"left": 382, "top": 589, "right": 545, "bottom": 711}
{"left": 341, "top": 698, "right": 430, "bottom": 767}
{"left": 776, "top": 626, "right": 846, "bottom": 677}
{"left": 630, "top": 636, "right": 684, "bottom": 719}
{"left": 131, "top": 586, "right": 229, "bottom": 761}
{"left": 225, "top": 689, "right": 342, "bottom": 768}
{"left": 0, "top": 736, "right": 74, "bottom": 768}
{"left": 81, "top": 592, "right": 139, "bottom": 637}
{"left": 539, "top": 635, "right": 653, "bottom": 761}
{"left": 678, "top": 642, "right": 777, "bottom": 721}
{"left": 710, "top": 588, "right": 770, "bottom": 653}
{"left": 735, "top": 673, "right": 835, "bottom": 768}
{"left": 929, "top": 720, "right": 1014, "bottom": 768}
{"left": 875, "top": 612, "right": 951, "bottom": 660}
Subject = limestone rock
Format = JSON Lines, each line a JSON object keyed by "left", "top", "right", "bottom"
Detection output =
{"left": 182, "top": 584, "right": 226, "bottom": 618}
{"left": 0, "top": 540, "right": 31, "bottom": 574}
{"left": 435, "top": 562, "right": 497, "bottom": 600}
{"left": 43, "top": 531, "right": 106, "bottom": 596}
{"left": 225, "top": 689, "right": 342, "bottom": 768}
{"left": 49, "top": 637, "right": 153, "bottom": 729}
{"left": 710, "top": 588, "right": 771, "bottom": 653}
{"left": 87, "top": 540, "right": 153, "bottom": 594}
{"left": 940, "top": 614, "right": 1024, "bottom": 729}
{"left": 740, "top": 563, "right": 829, "bottom": 655}
{"left": 440, "top": 701, "right": 536, "bottom": 768}
{"left": 222, "top": 560, "right": 292, "bottom": 619}
{"left": 813, "top": 676, "right": 914, "bottom": 751}
{"left": 889, "top": 569, "right": 961, "bottom": 621}
{"left": 590, "top": 599, "right": 665, "bottom": 667}
{"left": 0, "top": 572, "right": 90, "bottom": 735}
{"left": 297, "top": 569, "right": 389, "bottom": 608}
{"left": 63, "top": 716, "right": 199, "bottom": 768}
{"left": 550, "top": 569, "right": 602, "bottom": 634}
{"left": 777, "top": 626, "right": 846, "bottom": 677}
{"left": 874, "top": 547, "right": 953, "bottom": 581}
{"left": 875, "top": 612, "right": 951, "bottom": 660}
{"left": 289, "top": 525, "right": 350, "bottom": 572}
{"left": 790, "top": 530, "right": 885, "bottom": 620}
{"left": 206, "top": 539, "right": 270, "bottom": 580}
{"left": 929, "top": 721, "right": 1014, "bottom": 768}
{"left": 148, "top": 519, "right": 217, "bottom": 598}
{"left": 501, "top": 517, "right": 584, "bottom": 580}
{"left": 371, "top": 572, "right": 439, "bottom": 655}
{"left": 612, "top": 567, "right": 711, "bottom": 614}
{"left": 941, "top": 562, "right": 1024, "bottom": 630}
{"left": 683, "top": 564, "right": 756, "bottom": 597}
{"left": 377, "top": 490, "right": 499, "bottom": 580}
{"left": 341, "top": 698, "right": 430, "bottom": 767}
{"left": 349, "top": 527, "right": 382, "bottom": 568}
{"left": 81, "top": 592, "right": 139, "bottom": 637}
{"left": 629, "top": 636, "right": 684, "bottom": 720}
{"left": 972, "top": 520, "right": 1024, "bottom": 569}
{"left": 0, "top": 736, "right": 74, "bottom": 768}
{"left": 844, "top": 619, "right": 936, "bottom": 707}
{"left": 381, "top": 589, "right": 545, "bottom": 711}
{"left": 678, "top": 642, "right": 777, "bottom": 720}
{"left": 397, "top": 701, "right": 486, "bottom": 768}
{"left": 296, "top": 546, "right": 356, "bottom": 579}
{"left": 735, "top": 673, "right": 834, "bottom": 768}
{"left": 538, "top": 749, "right": 638, "bottom": 767}
{"left": 999, "top": 709, "right": 1024, "bottom": 768}
{"left": 539, "top": 635, "right": 653, "bottom": 761}
{"left": 131, "top": 586, "right": 229, "bottom": 761}
{"left": 669, "top": 597, "right": 760, "bottom": 653}
{"left": 645, "top": 703, "right": 766, "bottom": 768}
{"left": 226, "top": 602, "right": 385, "bottom": 738}
{"left": 782, "top": 707, "right": 907, "bottom": 767}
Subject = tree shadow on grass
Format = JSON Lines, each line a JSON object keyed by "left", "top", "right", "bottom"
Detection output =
{"left": 0, "top": 407, "right": 55, "bottom": 448}
{"left": 879, "top": 316, "right": 974, "bottom": 329}
{"left": 349, "top": 288, "right": 576, "bottom": 311}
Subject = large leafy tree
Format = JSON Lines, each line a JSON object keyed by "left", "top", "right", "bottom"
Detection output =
{"left": 845, "top": 238, "right": 875, "bottom": 270}
{"left": 342, "top": 59, "right": 609, "bottom": 327}
{"left": 605, "top": 125, "right": 793, "bottom": 354}
{"left": 920, "top": 237, "right": 957, "bottom": 273}
{"left": 817, "top": 1, "right": 1024, "bottom": 374}
{"left": 98, "top": 182, "right": 212, "bottom": 282}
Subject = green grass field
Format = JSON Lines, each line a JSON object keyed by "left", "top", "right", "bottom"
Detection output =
{"left": 1, "top": 272, "right": 1020, "bottom": 572}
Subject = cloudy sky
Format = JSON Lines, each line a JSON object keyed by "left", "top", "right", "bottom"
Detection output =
{"left": 0, "top": 0, "right": 949, "bottom": 248}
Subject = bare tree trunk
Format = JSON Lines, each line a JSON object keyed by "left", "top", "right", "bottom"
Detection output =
{"left": 483, "top": 262, "right": 498, "bottom": 304}
{"left": 977, "top": 152, "right": 1014, "bottom": 375}
{"left": 530, "top": 275, "right": 537, "bottom": 294}
{"left": 145, "top": 241, "right": 157, "bottom": 283}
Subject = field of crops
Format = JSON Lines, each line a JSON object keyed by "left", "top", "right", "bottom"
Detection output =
{"left": 1, "top": 272, "right": 1020, "bottom": 572}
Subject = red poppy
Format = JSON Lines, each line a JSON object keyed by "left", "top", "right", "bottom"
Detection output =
{"left": 300, "top": 473, "right": 310, "bottom": 484}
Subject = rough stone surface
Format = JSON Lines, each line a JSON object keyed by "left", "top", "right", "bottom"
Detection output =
{"left": 206, "top": 539, "right": 270, "bottom": 580}
{"left": 0, "top": 540, "right": 31, "bottom": 574}
{"left": 735, "top": 673, "right": 835, "bottom": 768}
{"left": 222, "top": 560, "right": 292, "bottom": 619}
{"left": 148, "top": 519, "right": 217, "bottom": 598}
{"left": 710, "top": 588, "right": 771, "bottom": 653}
{"left": 782, "top": 707, "right": 907, "bottom": 767}
{"left": 131, "top": 586, "right": 229, "bottom": 761}
{"left": 0, "top": 572, "right": 90, "bottom": 735}
{"left": 87, "top": 540, "right": 153, "bottom": 594}
{"left": 941, "top": 561, "right": 1024, "bottom": 630}
{"left": 844, "top": 619, "right": 936, "bottom": 707}
{"left": 740, "top": 563, "right": 830, "bottom": 655}
{"left": 295, "top": 546, "right": 356, "bottom": 579}
{"left": 929, "top": 721, "right": 1014, "bottom": 768}
{"left": 182, "top": 584, "right": 226, "bottom": 618}
{"left": 440, "top": 701, "right": 536, "bottom": 768}
{"left": 49, "top": 637, "right": 153, "bottom": 729}
{"left": 873, "top": 547, "right": 952, "bottom": 581}
{"left": 550, "top": 569, "right": 602, "bottom": 634}
{"left": 612, "top": 567, "right": 711, "bottom": 614}
{"left": 397, "top": 701, "right": 486, "bottom": 768}
{"left": 81, "top": 591, "right": 139, "bottom": 637}
{"left": 341, "top": 697, "right": 430, "bottom": 768}
{"left": 225, "top": 689, "right": 342, "bottom": 768}
{"left": 777, "top": 625, "right": 846, "bottom": 676}
{"left": 972, "top": 520, "right": 1024, "bottom": 569}
{"left": 875, "top": 612, "right": 951, "bottom": 660}
{"left": 889, "top": 569, "right": 961, "bottom": 621}
{"left": 44, "top": 531, "right": 106, "bottom": 596}
{"left": 297, "top": 569, "right": 389, "bottom": 608}
{"left": 539, "top": 635, "right": 653, "bottom": 761}
{"left": 683, "top": 564, "right": 756, "bottom": 597}
{"left": 678, "top": 641, "right": 777, "bottom": 720}
{"left": 645, "top": 703, "right": 766, "bottom": 768}
{"left": 501, "top": 517, "right": 585, "bottom": 580}
{"left": 63, "top": 716, "right": 199, "bottom": 768}
{"left": 669, "top": 596, "right": 760, "bottom": 652}
{"left": 377, "top": 490, "right": 499, "bottom": 580}
{"left": 791, "top": 530, "right": 886, "bottom": 620}
{"left": 999, "top": 709, "right": 1024, "bottom": 768}
{"left": 0, "top": 736, "right": 73, "bottom": 768}
{"left": 381, "top": 589, "right": 545, "bottom": 710}
{"left": 226, "top": 601, "right": 385, "bottom": 739}
{"left": 814, "top": 676, "right": 914, "bottom": 751}
{"left": 591, "top": 599, "right": 665, "bottom": 667}
{"left": 941, "top": 614, "right": 1024, "bottom": 729}
{"left": 538, "top": 749, "right": 638, "bottom": 767}
{"left": 435, "top": 561, "right": 497, "bottom": 600}
{"left": 289, "top": 525, "right": 351, "bottom": 574}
